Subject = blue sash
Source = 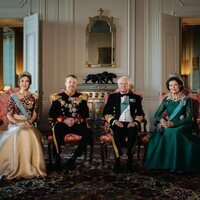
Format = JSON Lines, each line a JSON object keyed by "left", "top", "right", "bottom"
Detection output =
{"left": 11, "top": 93, "right": 30, "bottom": 120}
{"left": 169, "top": 97, "right": 187, "bottom": 121}
{"left": 121, "top": 96, "right": 129, "bottom": 113}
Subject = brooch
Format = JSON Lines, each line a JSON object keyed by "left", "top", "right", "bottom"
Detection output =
{"left": 181, "top": 100, "right": 186, "bottom": 106}
{"left": 130, "top": 98, "right": 136, "bottom": 103}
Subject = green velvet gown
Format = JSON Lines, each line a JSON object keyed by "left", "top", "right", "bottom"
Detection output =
{"left": 144, "top": 96, "right": 200, "bottom": 172}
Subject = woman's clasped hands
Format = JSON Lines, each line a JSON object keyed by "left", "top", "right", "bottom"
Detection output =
{"left": 160, "top": 118, "right": 173, "bottom": 128}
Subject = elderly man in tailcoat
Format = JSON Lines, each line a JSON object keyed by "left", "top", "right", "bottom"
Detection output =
{"left": 103, "top": 76, "right": 144, "bottom": 173}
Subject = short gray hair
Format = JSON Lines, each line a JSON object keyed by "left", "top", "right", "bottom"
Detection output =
{"left": 117, "top": 76, "right": 131, "bottom": 84}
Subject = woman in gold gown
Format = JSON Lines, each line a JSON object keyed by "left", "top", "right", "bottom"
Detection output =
{"left": 0, "top": 72, "right": 46, "bottom": 180}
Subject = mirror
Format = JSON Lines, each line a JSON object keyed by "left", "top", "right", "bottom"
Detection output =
{"left": 86, "top": 8, "right": 116, "bottom": 68}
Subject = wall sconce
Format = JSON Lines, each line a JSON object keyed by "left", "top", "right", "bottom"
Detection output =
{"left": 181, "top": 60, "right": 190, "bottom": 76}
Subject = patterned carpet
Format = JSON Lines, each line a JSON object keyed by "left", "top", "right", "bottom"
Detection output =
{"left": 1, "top": 155, "right": 200, "bottom": 200}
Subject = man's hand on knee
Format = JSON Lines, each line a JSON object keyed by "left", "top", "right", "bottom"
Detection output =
{"left": 114, "top": 120, "right": 124, "bottom": 128}
{"left": 127, "top": 122, "right": 137, "bottom": 128}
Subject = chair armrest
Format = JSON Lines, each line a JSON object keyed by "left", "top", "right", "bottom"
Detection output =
{"left": 48, "top": 118, "right": 56, "bottom": 128}
{"left": 140, "top": 118, "right": 147, "bottom": 132}
{"left": 101, "top": 117, "right": 111, "bottom": 133}
{"left": 194, "top": 118, "right": 200, "bottom": 134}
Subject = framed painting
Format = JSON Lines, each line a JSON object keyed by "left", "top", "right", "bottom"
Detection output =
{"left": 192, "top": 57, "right": 199, "bottom": 70}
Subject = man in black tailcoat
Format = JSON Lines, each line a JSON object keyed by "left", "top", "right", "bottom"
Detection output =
{"left": 103, "top": 76, "right": 144, "bottom": 173}
{"left": 49, "top": 74, "right": 93, "bottom": 170}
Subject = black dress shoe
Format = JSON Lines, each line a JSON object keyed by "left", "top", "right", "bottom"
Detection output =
{"left": 54, "top": 154, "right": 62, "bottom": 170}
{"left": 113, "top": 158, "right": 121, "bottom": 174}
{"left": 66, "top": 157, "right": 76, "bottom": 171}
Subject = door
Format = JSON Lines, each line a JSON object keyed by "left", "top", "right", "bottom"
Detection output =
{"left": 23, "top": 13, "right": 39, "bottom": 94}
{"left": 161, "top": 14, "right": 180, "bottom": 92}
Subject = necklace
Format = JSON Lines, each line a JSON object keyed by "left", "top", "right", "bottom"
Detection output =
{"left": 18, "top": 91, "right": 30, "bottom": 96}
{"left": 170, "top": 93, "right": 181, "bottom": 101}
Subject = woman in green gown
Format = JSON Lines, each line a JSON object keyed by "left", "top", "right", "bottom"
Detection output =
{"left": 144, "top": 75, "right": 200, "bottom": 172}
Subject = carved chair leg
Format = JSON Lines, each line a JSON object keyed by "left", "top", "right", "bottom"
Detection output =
{"left": 52, "top": 144, "right": 57, "bottom": 164}
{"left": 48, "top": 141, "right": 52, "bottom": 166}
{"left": 142, "top": 142, "right": 148, "bottom": 163}
{"left": 89, "top": 137, "right": 94, "bottom": 162}
{"left": 105, "top": 144, "right": 108, "bottom": 160}
{"left": 137, "top": 143, "right": 141, "bottom": 160}
{"left": 83, "top": 137, "right": 94, "bottom": 162}
{"left": 84, "top": 145, "right": 88, "bottom": 159}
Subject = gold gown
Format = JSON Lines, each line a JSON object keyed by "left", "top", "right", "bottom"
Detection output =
{"left": 0, "top": 93, "right": 47, "bottom": 180}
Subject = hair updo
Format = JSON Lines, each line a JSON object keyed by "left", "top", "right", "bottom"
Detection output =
{"left": 166, "top": 76, "right": 184, "bottom": 91}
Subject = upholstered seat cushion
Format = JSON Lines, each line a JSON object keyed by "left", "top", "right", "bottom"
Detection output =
{"left": 138, "top": 132, "right": 149, "bottom": 143}
{"left": 100, "top": 132, "right": 149, "bottom": 144}
{"left": 64, "top": 134, "right": 82, "bottom": 142}
{"left": 48, "top": 133, "right": 82, "bottom": 143}
{"left": 0, "top": 93, "right": 10, "bottom": 122}
{"left": 100, "top": 133, "right": 112, "bottom": 143}
{"left": 100, "top": 134, "right": 128, "bottom": 143}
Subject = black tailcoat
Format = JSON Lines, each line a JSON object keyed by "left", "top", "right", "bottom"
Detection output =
{"left": 103, "top": 92, "right": 144, "bottom": 124}
{"left": 102, "top": 92, "right": 145, "bottom": 158}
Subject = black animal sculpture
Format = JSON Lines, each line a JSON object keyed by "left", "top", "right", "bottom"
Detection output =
{"left": 84, "top": 74, "right": 103, "bottom": 84}
{"left": 102, "top": 71, "right": 117, "bottom": 84}
{"left": 84, "top": 71, "right": 117, "bottom": 84}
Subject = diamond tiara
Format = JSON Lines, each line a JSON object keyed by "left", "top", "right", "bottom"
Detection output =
{"left": 168, "top": 73, "right": 181, "bottom": 79}
{"left": 18, "top": 71, "right": 32, "bottom": 78}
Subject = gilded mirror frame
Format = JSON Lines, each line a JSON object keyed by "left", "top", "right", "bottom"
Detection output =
{"left": 86, "top": 8, "right": 116, "bottom": 68}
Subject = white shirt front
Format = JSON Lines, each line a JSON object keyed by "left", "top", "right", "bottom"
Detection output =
{"left": 119, "top": 104, "right": 133, "bottom": 122}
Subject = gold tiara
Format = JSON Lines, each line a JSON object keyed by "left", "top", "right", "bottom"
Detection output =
{"left": 18, "top": 71, "right": 32, "bottom": 78}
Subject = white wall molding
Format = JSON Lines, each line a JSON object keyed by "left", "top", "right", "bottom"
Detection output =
{"left": 128, "top": 0, "right": 136, "bottom": 83}
{"left": 19, "top": 0, "right": 27, "bottom": 8}
{"left": 143, "top": 0, "right": 163, "bottom": 131}
{"left": 127, "top": 0, "right": 131, "bottom": 76}
{"left": 0, "top": 0, "right": 30, "bottom": 18}
{"left": 173, "top": 11, "right": 200, "bottom": 17}
{"left": 144, "top": 0, "right": 163, "bottom": 97}
{"left": 176, "top": 0, "right": 184, "bottom": 7}
{"left": 169, "top": 0, "right": 200, "bottom": 17}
